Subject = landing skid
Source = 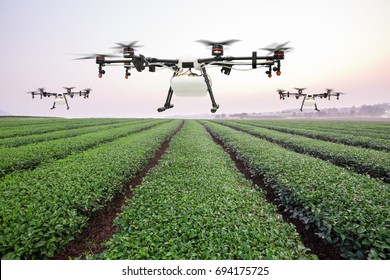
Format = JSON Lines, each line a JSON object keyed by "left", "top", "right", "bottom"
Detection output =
{"left": 157, "top": 67, "right": 220, "bottom": 113}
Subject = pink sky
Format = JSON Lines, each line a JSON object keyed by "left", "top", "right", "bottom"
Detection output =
{"left": 0, "top": 0, "right": 389, "bottom": 118}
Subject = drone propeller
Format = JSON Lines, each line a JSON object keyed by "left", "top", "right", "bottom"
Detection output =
{"left": 74, "top": 53, "right": 119, "bottom": 60}
{"left": 260, "top": 41, "right": 293, "bottom": 57}
{"left": 112, "top": 41, "right": 143, "bottom": 58}
{"left": 276, "top": 88, "right": 286, "bottom": 93}
{"left": 112, "top": 41, "right": 143, "bottom": 50}
{"left": 26, "top": 91, "right": 40, "bottom": 99}
{"left": 294, "top": 87, "right": 307, "bottom": 92}
{"left": 81, "top": 88, "right": 92, "bottom": 98}
{"left": 196, "top": 39, "right": 240, "bottom": 56}
{"left": 64, "top": 87, "right": 75, "bottom": 91}
{"left": 332, "top": 92, "right": 345, "bottom": 100}
{"left": 196, "top": 39, "right": 240, "bottom": 47}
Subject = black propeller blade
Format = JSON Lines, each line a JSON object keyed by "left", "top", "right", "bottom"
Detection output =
{"left": 64, "top": 87, "right": 75, "bottom": 91}
{"left": 196, "top": 39, "right": 240, "bottom": 47}
{"left": 196, "top": 39, "right": 240, "bottom": 56}
{"left": 74, "top": 53, "right": 119, "bottom": 60}
{"left": 112, "top": 41, "right": 143, "bottom": 50}
{"left": 261, "top": 41, "right": 293, "bottom": 54}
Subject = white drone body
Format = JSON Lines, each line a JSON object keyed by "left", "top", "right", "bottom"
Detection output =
{"left": 170, "top": 57, "right": 208, "bottom": 97}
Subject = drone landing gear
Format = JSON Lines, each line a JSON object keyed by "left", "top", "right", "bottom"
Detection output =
{"left": 201, "top": 67, "right": 219, "bottom": 113}
{"left": 157, "top": 68, "right": 220, "bottom": 113}
{"left": 157, "top": 86, "right": 175, "bottom": 112}
{"left": 158, "top": 70, "right": 178, "bottom": 112}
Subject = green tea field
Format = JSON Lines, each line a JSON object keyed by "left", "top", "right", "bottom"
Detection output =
{"left": 0, "top": 117, "right": 389, "bottom": 260}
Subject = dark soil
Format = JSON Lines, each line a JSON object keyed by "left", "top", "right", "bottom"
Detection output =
{"left": 204, "top": 125, "right": 344, "bottom": 260}
{"left": 53, "top": 121, "right": 184, "bottom": 259}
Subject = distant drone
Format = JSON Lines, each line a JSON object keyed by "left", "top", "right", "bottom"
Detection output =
{"left": 277, "top": 88, "right": 345, "bottom": 111}
{"left": 27, "top": 87, "right": 91, "bottom": 110}
{"left": 76, "top": 40, "right": 292, "bottom": 113}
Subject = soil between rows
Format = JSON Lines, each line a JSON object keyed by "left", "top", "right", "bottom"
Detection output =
{"left": 53, "top": 121, "right": 184, "bottom": 260}
{"left": 203, "top": 124, "right": 344, "bottom": 260}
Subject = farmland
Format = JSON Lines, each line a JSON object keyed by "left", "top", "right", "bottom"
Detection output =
{"left": 0, "top": 117, "right": 389, "bottom": 260}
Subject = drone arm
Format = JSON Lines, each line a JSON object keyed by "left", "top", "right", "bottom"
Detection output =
{"left": 197, "top": 54, "right": 274, "bottom": 64}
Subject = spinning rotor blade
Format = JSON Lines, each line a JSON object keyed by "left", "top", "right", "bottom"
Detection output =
{"left": 83, "top": 88, "right": 92, "bottom": 92}
{"left": 196, "top": 39, "right": 240, "bottom": 56}
{"left": 112, "top": 41, "right": 143, "bottom": 50}
{"left": 196, "top": 39, "right": 240, "bottom": 47}
{"left": 74, "top": 53, "right": 119, "bottom": 60}
{"left": 276, "top": 89, "right": 286, "bottom": 93}
{"left": 64, "top": 87, "right": 75, "bottom": 91}
{"left": 261, "top": 41, "right": 293, "bottom": 54}
{"left": 294, "top": 87, "right": 307, "bottom": 91}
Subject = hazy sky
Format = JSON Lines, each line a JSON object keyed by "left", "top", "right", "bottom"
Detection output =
{"left": 0, "top": 0, "right": 389, "bottom": 118}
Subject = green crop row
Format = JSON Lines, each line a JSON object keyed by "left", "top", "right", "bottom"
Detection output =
{"left": 0, "top": 119, "right": 165, "bottom": 177}
{"left": 0, "top": 120, "right": 181, "bottom": 259}
{"left": 203, "top": 121, "right": 390, "bottom": 260}
{"left": 286, "top": 123, "right": 390, "bottom": 141}
{"left": 249, "top": 120, "right": 390, "bottom": 140}
{"left": 0, "top": 119, "right": 151, "bottom": 148}
{"left": 239, "top": 120, "right": 390, "bottom": 152}
{"left": 0, "top": 118, "right": 132, "bottom": 139}
{"left": 96, "top": 121, "right": 315, "bottom": 260}
{"left": 217, "top": 121, "right": 390, "bottom": 183}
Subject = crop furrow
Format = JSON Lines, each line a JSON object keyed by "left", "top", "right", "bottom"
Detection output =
{"left": 215, "top": 121, "right": 390, "bottom": 183}
{"left": 0, "top": 119, "right": 152, "bottom": 148}
{"left": 203, "top": 121, "right": 389, "bottom": 260}
{"left": 53, "top": 121, "right": 184, "bottom": 259}
{"left": 96, "top": 121, "right": 315, "bottom": 260}
{"left": 0, "top": 120, "right": 181, "bottom": 259}
{"left": 0, "top": 118, "right": 131, "bottom": 139}
{"left": 238, "top": 121, "right": 390, "bottom": 152}
{"left": 0, "top": 119, "right": 167, "bottom": 177}
{"left": 203, "top": 123, "right": 343, "bottom": 259}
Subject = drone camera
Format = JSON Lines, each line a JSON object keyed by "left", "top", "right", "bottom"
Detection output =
{"left": 149, "top": 65, "right": 156, "bottom": 72}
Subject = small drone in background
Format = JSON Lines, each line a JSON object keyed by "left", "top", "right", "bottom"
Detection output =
{"left": 277, "top": 88, "right": 345, "bottom": 111}
{"left": 76, "top": 40, "right": 292, "bottom": 113}
{"left": 26, "top": 87, "right": 91, "bottom": 110}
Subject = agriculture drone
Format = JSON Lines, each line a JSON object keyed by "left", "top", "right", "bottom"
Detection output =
{"left": 277, "top": 88, "right": 345, "bottom": 111}
{"left": 76, "top": 40, "right": 292, "bottom": 113}
{"left": 27, "top": 87, "right": 91, "bottom": 110}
